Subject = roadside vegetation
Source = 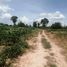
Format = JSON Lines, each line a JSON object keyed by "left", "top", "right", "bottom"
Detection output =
{"left": 0, "top": 25, "right": 38, "bottom": 67}
{"left": 0, "top": 16, "right": 39, "bottom": 67}
{"left": 0, "top": 15, "right": 67, "bottom": 67}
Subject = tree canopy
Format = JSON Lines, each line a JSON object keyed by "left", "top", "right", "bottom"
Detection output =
{"left": 41, "top": 18, "right": 49, "bottom": 28}
{"left": 11, "top": 16, "right": 18, "bottom": 26}
{"left": 51, "top": 22, "right": 62, "bottom": 29}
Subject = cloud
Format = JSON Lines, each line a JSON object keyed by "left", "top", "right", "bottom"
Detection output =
{"left": 35, "top": 11, "right": 65, "bottom": 25}
{"left": 18, "top": 16, "right": 30, "bottom": 24}
{"left": 0, "top": 0, "right": 14, "bottom": 20}
{"left": 0, "top": 0, "right": 13, "bottom": 21}
{"left": 40, "top": 11, "right": 65, "bottom": 19}
{"left": 1, "top": 13, "right": 12, "bottom": 19}
{"left": 0, "top": 5, "right": 14, "bottom": 13}
{"left": 0, "top": 5, "right": 13, "bottom": 19}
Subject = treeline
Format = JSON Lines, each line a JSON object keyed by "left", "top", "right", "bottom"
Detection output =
{"left": 0, "top": 15, "right": 66, "bottom": 29}
{"left": 32, "top": 18, "right": 66, "bottom": 29}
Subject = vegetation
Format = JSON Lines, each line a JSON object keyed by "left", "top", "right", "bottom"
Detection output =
{"left": 0, "top": 24, "right": 38, "bottom": 66}
{"left": 33, "top": 21, "right": 37, "bottom": 28}
{"left": 51, "top": 22, "right": 62, "bottom": 29}
{"left": 11, "top": 16, "right": 18, "bottom": 26}
{"left": 18, "top": 21, "right": 26, "bottom": 27}
{"left": 49, "top": 63, "right": 57, "bottom": 67}
{"left": 0, "top": 15, "right": 67, "bottom": 67}
{"left": 41, "top": 18, "right": 49, "bottom": 28}
{"left": 42, "top": 38, "right": 51, "bottom": 49}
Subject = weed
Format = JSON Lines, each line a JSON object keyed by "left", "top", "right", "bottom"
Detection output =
{"left": 42, "top": 38, "right": 51, "bottom": 49}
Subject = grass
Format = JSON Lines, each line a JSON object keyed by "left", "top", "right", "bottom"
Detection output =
{"left": 49, "top": 63, "right": 57, "bottom": 67}
{"left": 42, "top": 38, "right": 51, "bottom": 49}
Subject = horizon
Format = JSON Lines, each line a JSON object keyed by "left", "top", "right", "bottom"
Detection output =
{"left": 0, "top": 0, "right": 67, "bottom": 26}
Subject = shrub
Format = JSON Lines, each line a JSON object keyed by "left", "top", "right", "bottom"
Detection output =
{"left": 51, "top": 22, "right": 62, "bottom": 29}
{"left": 0, "top": 51, "right": 7, "bottom": 67}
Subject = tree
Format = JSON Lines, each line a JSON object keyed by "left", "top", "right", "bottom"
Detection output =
{"left": 18, "top": 21, "right": 25, "bottom": 27}
{"left": 11, "top": 16, "right": 18, "bottom": 26}
{"left": 33, "top": 21, "right": 37, "bottom": 28}
{"left": 51, "top": 22, "right": 62, "bottom": 29}
{"left": 41, "top": 18, "right": 49, "bottom": 28}
{"left": 38, "top": 23, "right": 40, "bottom": 28}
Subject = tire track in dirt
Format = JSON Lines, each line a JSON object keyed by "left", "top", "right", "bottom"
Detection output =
{"left": 43, "top": 31, "right": 67, "bottom": 67}
{"left": 12, "top": 32, "right": 48, "bottom": 67}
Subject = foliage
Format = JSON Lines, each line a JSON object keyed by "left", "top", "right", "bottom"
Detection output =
{"left": 41, "top": 18, "right": 49, "bottom": 28}
{"left": 0, "top": 25, "right": 37, "bottom": 66}
{"left": 51, "top": 22, "right": 62, "bottom": 29}
{"left": 18, "top": 21, "right": 26, "bottom": 27}
{"left": 33, "top": 21, "right": 37, "bottom": 28}
{"left": 11, "top": 16, "right": 18, "bottom": 25}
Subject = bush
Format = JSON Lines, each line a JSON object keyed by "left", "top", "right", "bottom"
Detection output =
{"left": 0, "top": 51, "right": 7, "bottom": 67}
{"left": 5, "top": 45, "right": 22, "bottom": 58}
{"left": 51, "top": 22, "right": 62, "bottom": 29}
{"left": 4, "top": 42, "right": 29, "bottom": 59}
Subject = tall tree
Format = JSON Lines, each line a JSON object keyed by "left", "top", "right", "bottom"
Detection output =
{"left": 41, "top": 18, "right": 49, "bottom": 28}
{"left": 33, "top": 21, "right": 37, "bottom": 28}
{"left": 11, "top": 16, "right": 18, "bottom": 26}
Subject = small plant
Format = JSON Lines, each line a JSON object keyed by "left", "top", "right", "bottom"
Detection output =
{"left": 49, "top": 63, "right": 57, "bottom": 67}
{"left": 42, "top": 38, "right": 51, "bottom": 49}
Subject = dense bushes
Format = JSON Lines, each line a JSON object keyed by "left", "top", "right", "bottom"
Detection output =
{"left": 3, "top": 42, "right": 29, "bottom": 59}
{"left": 51, "top": 22, "right": 62, "bottom": 29}
{"left": 0, "top": 26, "right": 36, "bottom": 66}
{"left": 0, "top": 41, "right": 29, "bottom": 66}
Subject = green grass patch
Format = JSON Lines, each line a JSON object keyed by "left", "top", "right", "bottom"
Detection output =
{"left": 42, "top": 38, "right": 51, "bottom": 49}
{"left": 49, "top": 63, "right": 57, "bottom": 67}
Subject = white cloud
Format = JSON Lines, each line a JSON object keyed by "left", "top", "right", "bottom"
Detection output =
{"left": 36, "top": 11, "right": 65, "bottom": 25}
{"left": 0, "top": 4, "right": 14, "bottom": 20}
{"left": 1, "top": 13, "right": 12, "bottom": 19}
{"left": 0, "top": 0, "right": 13, "bottom": 20}
{"left": 40, "top": 11, "right": 65, "bottom": 19}
{"left": 19, "top": 16, "right": 30, "bottom": 24}
{"left": 0, "top": 5, "right": 14, "bottom": 13}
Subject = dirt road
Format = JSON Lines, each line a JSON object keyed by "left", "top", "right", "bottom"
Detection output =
{"left": 13, "top": 32, "right": 47, "bottom": 67}
{"left": 13, "top": 31, "right": 67, "bottom": 67}
{"left": 43, "top": 31, "right": 67, "bottom": 67}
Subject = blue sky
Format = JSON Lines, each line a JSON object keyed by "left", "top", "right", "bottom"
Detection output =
{"left": 0, "top": 0, "right": 67, "bottom": 25}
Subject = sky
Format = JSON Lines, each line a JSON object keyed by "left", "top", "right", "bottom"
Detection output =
{"left": 0, "top": 0, "right": 67, "bottom": 25}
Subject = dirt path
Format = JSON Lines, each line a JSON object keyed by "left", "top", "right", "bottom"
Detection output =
{"left": 13, "top": 31, "right": 67, "bottom": 67}
{"left": 13, "top": 32, "right": 47, "bottom": 67}
{"left": 43, "top": 31, "right": 67, "bottom": 67}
